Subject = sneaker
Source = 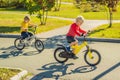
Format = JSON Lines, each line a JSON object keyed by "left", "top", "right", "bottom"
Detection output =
{"left": 72, "top": 55, "right": 78, "bottom": 59}
{"left": 70, "top": 53, "right": 78, "bottom": 59}
{"left": 66, "top": 46, "right": 71, "bottom": 52}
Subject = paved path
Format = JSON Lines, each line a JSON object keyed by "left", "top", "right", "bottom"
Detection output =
{"left": 0, "top": 37, "right": 120, "bottom": 80}
{"left": 36, "top": 18, "right": 120, "bottom": 38}
{"left": 1, "top": 12, "right": 120, "bottom": 79}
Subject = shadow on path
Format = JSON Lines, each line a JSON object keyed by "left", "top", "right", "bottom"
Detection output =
{"left": 0, "top": 46, "right": 40, "bottom": 59}
{"left": 31, "top": 62, "right": 97, "bottom": 80}
{"left": 0, "top": 35, "right": 93, "bottom": 59}
{"left": 42, "top": 35, "right": 68, "bottom": 49}
{"left": 42, "top": 34, "right": 93, "bottom": 49}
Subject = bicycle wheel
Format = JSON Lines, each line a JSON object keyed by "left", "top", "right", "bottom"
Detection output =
{"left": 54, "top": 47, "right": 68, "bottom": 63}
{"left": 14, "top": 37, "right": 25, "bottom": 50}
{"left": 35, "top": 39, "right": 44, "bottom": 52}
{"left": 84, "top": 49, "right": 101, "bottom": 66}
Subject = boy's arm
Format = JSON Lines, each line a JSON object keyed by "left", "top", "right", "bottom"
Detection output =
{"left": 29, "top": 22, "right": 37, "bottom": 27}
{"left": 79, "top": 28, "right": 86, "bottom": 34}
{"left": 72, "top": 25, "right": 81, "bottom": 36}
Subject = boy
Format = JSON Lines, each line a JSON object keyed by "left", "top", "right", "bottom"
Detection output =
{"left": 66, "top": 16, "right": 87, "bottom": 59}
{"left": 21, "top": 16, "right": 36, "bottom": 40}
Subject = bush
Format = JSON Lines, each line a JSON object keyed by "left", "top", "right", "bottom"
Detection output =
{"left": 74, "top": 1, "right": 106, "bottom": 12}
{"left": 0, "top": 0, "right": 25, "bottom": 9}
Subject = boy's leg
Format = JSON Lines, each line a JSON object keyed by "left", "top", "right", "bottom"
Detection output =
{"left": 66, "top": 36, "right": 78, "bottom": 59}
{"left": 21, "top": 32, "right": 28, "bottom": 39}
{"left": 70, "top": 41, "right": 79, "bottom": 59}
{"left": 28, "top": 32, "right": 33, "bottom": 37}
{"left": 27, "top": 32, "right": 33, "bottom": 40}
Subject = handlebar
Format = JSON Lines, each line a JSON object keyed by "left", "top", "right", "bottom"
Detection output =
{"left": 80, "top": 30, "right": 91, "bottom": 41}
{"left": 33, "top": 25, "right": 38, "bottom": 34}
{"left": 28, "top": 25, "right": 38, "bottom": 34}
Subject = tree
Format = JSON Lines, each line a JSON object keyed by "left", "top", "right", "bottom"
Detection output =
{"left": 25, "top": 0, "right": 55, "bottom": 25}
{"left": 54, "top": 0, "right": 61, "bottom": 11}
{"left": 0, "top": 0, "right": 25, "bottom": 8}
{"left": 94, "top": 0, "right": 120, "bottom": 28}
{"left": 15, "top": 0, "right": 26, "bottom": 9}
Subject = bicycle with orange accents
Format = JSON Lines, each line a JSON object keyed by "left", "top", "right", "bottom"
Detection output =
{"left": 54, "top": 35, "right": 101, "bottom": 66}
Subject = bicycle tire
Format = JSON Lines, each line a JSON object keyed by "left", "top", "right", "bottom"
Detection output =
{"left": 54, "top": 47, "right": 68, "bottom": 63}
{"left": 35, "top": 39, "right": 44, "bottom": 52}
{"left": 14, "top": 37, "right": 25, "bottom": 50}
{"left": 84, "top": 49, "right": 101, "bottom": 66}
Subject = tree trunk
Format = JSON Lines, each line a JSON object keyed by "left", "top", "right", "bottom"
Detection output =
{"left": 54, "top": 0, "right": 61, "bottom": 11}
{"left": 108, "top": 7, "right": 112, "bottom": 28}
{"left": 39, "top": 9, "right": 48, "bottom": 25}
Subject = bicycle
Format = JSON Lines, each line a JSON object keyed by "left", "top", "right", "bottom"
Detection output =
{"left": 14, "top": 26, "right": 44, "bottom": 52}
{"left": 54, "top": 35, "right": 101, "bottom": 66}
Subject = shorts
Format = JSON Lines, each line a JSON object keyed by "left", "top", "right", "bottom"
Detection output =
{"left": 21, "top": 31, "right": 33, "bottom": 39}
{"left": 66, "top": 36, "right": 76, "bottom": 43}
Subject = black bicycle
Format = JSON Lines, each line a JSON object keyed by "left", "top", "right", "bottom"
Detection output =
{"left": 14, "top": 26, "right": 44, "bottom": 52}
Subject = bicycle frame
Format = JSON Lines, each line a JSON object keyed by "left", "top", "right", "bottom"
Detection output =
{"left": 71, "top": 41, "right": 88, "bottom": 54}
{"left": 71, "top": 37, "right": 93, "bottom": 59}
{"left": 21, "top": 27, "right": 38, "bottom": 45}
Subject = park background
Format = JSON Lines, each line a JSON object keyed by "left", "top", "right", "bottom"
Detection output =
{"left": 0, "top": 0, "right": 120, "bottom": 80}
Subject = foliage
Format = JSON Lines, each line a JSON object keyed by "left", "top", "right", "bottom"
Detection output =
{"left": 74, "top": 0, "right": 106, "bottom": 12}
{"left": 0, "top": 0, "right": 25, "bottom": 8}
{"left": 25, "top": 0, "right": 55, "bottom": 25}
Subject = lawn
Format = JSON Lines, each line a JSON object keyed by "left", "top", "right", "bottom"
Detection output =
{"left": 0, "top": 12, "right": 72, "bottom": 33}
{"left": 49, "top": 4, "right": 120, "bottom": 20}
{"left": 62, "top": 0, "right": 73, "bottom": 2}
{"left": 0, "top": 68, "right": 21, "bottom": 80}
{"left": 0, "top": 3, "right": 120, "bottom": 34}
{"left": 89, "top": 23, "right": 120, "bottom": 38}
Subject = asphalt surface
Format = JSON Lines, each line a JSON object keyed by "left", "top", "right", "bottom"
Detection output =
{"left": 0, "top": 19, "right": 120, "bottom": 80}
{"left": 0, "top": 38, "right": 120, "bottom": 80}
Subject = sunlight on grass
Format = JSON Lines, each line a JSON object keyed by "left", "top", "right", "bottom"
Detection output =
{"left": 62, "top": 0, "right": 73, "bottom": 2}
{"left": 0, "top": 13, "right": 72, "bottom": 33}
{"left": 89, "top": 23, "right": 120, "bottom": 38}
{"left": 49, "top": 4, "right": 120, "bottom": 20}
{"left": 0, "top": 3, "right": 120, "bottom": 34}
{"left": 0, "top": 68, "right": 21, "bottom": 80}
{"left": 36, "top": 18, "right": 72, "bottom": 34}
{"left": 49, "top": 4, "right": 80, "bottom": 18}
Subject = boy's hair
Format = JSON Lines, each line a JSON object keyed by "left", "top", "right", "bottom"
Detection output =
{"left": 76, "top": 16, "right": 84, "bottom": 23}
{"left": 24, "top": 16, "right": 30, "bottom": 21}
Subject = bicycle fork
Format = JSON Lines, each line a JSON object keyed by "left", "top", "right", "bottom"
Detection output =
{"left": 86, "top": 45, "right": 93, "bottom": 59}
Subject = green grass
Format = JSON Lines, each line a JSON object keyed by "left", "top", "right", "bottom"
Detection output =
{"left": 0, "top": 12, "right": 72, "bottom": 33}
{"left": 49, "top": 4, "right": 120, "bottom": 20}
{"left": 0, "top": 3, "right": 120, "bottom": 34}
{"left": 89, "top": 23, "right": 120, "bottom": 38}
{"left": 0, "top": 68, "right": 21, "bottom": 80}
{"left": 62, "top": 0, "right": 73, "bottom": 2}
{"left": 49, "top": 4, "right": 80, "bottom": 18}
{"left": 35, "top": 18, "right": 72, "bottom": 34}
